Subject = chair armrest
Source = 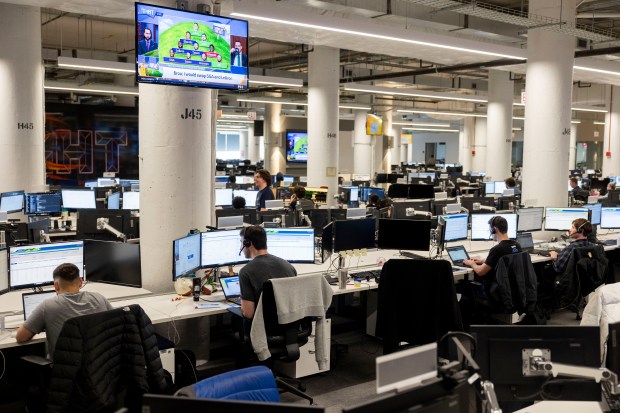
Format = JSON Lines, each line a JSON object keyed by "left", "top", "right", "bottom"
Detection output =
{"left": 20, "top": 354, "right": 52, "bottom": 366}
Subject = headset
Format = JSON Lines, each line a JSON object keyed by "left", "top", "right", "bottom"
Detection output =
{"left": 488, "top": 216, "right": 498, "bottom": 235}
{"left": 239, "top": 228, "right": 252, "bottom": 255}
{"left": 575, "top": 220, "right": 589, "bottom": 234}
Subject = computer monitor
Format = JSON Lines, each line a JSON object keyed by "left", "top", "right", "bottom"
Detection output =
{"left": 215, "top": 188, "right": 233, "bottom": 206}
{"left": 215, "top": 208, "right": 257, "bottom": 226}
{"left": 9, "top": 240, "right": 84, "bottom": 290}
{"left": 359, "top": 187, "right": 385, "bottom": 203}
{"left": 201, "top": 229, "right": 249, "bottom": 268}
{"left": 391, "top": 201, "right": 432, "bottom": 220}
{"left": 408, "top": 184, "right": 435, "bottom": 199}
{"left": 321, "top": 221, "right": 333, "bottom": 262}
{"left": 142, "top": 394, "right": 325, "bottom": 413}
{"left": 28, "top": 218, "right": 50, "bottom": 244}
{"left": 265, "top": 228, "right": 314, "bottom": 263}
{"left": 84, "top": 240, "right": 141, "bottom": 287}
{"left": 76, "top": 209, "right": 137, "bottom": 241}
{"left": 470, "top": 213, "right": 517, "bottom": 240}
{"left": 377, "top": 219, "right": 431, "bottom": 251}
{"left": 24, "top": 192, "right": 62, "bottom": 215}
{"left": 0, "top": 190, "right": 24, "bottom": 213}
{"left": 585, "top": 203, "right": 602, "bottom": 226}
{"left": 346, "top": 208, "right": 367, "bottom": 220}
{"left": 339, "top": 186, "right": 359, "bottom": 203}
{"left": 308, "top": 209, "right": 347, "bottom": 237}
{"left": 494, "top": 180, "right": 506, "bottom": 194}
{"left": 107, "top": 191, "right": 121, "bottom": 210}
{"left": 122, "top": 191, "right": 140, "bottom": 210}
{"left": 387, "top": 184, "right": 409, "bottom": 199}
{"left": 459, "top": 197, "right": 495, "bottom": 213}
{"left": 471, "top": 325, "right": 601, "bottom": 402}
{"left": 61, "top": 189, "right": 96, "bottom": 209}
{"left": 517, "top": 207, "right": 544, "bottom": 232}
{"left": 234, "top": 189, "right": 258, "bottom": 207}
{"left": 171, "top": 233, "right": 201, "bottom": 280}
{"left": 600, "top": 207, "right": 620, "bottom": 229}
{"left": 333, "top": 218, "right": 376, "bottom": 252}
{"left": 544, "top": 207, "right": 589, "bottom": 231}
{"left": 440, "top": 213, "right": 468, "bottom": 242}
{"left": 483, "top": 181, "right": 495, "bottom": 195}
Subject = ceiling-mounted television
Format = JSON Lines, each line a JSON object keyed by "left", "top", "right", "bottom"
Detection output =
{"left": 286, "top": 130, "right": 308, "bottom": 163}
{"left": 135, "top": 2, "right": 249, "bottom": 90}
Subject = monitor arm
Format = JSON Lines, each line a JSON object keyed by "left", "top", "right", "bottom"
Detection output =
{"left": 96, "top": 218, "right": 127, "bottom": 241}
{"left": 456, "top": 178, "right": 469, "bottom": 185}
{"left": 473, "top": 203, "right": 496, "bottom": 213}
{"left": 405, "top": 207, "right": 432, "bottom": 218}
{"left": 525, "top": 348, "right": 620, "bottom": 395}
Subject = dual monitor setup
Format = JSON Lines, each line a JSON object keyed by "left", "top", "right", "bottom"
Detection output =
{"left": 172, "top": 228, "right": 315, "bottom": 280}
{"left": 3, "top": 239, "right": 141, "bottom": 293}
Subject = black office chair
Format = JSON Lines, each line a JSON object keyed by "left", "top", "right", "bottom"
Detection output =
{"left": 24, "top": 304, "right": 169, "bottom": 413}
{"left": 554, "top": 245, "right": 608, "bottom": 320}
{"left": 375, "top": 259, "right": 463, "bottom": 355}
{"left": 483, "top": 252, "right": 540, "bottom": 324}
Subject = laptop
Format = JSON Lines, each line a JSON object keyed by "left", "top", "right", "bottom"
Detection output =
{"left": 22, "top": 291, "right": 56, "bottom": 320}
{"left": 446, "top": 245, "right": 469, "bottom": 267}
{"left": 219, "top": 276, "right": 241, "bottom": 305}
{"left": 516, "top": 232, "right": 549, "bottom": 256}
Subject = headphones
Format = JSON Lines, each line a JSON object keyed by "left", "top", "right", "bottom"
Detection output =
{"left": 488, "top": 216, "right": 498, "bottom": 235}
{"left": 239, "top": 228, "right": 252, "bottom": 255}
{"left": 575, "top": 220, "right": 589, "bottom": 234}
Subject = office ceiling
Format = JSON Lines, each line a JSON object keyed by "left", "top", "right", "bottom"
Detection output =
{"left": 4, "top": 0, "right": 620, "bottom": 112}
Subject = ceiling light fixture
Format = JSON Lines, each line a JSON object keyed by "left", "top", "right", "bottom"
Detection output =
{"left": 44, "top": 82, "right": 139, "bottom": 96}
{"left": 401, "top": 127, "right": 460, "bottom": 133}
{"left": 57, "top": 56, "right": 134, "bottom": 74}
{"left": 393, "top": 122, "right": 451, "bottom": 127}
{"left": 249, "top": 75, "right": 303, "bottom": 88}
{"left": 574, "top": 66, "right": 620, "bottom": 77}
{"left": 396, "top": 109, "right": 487, "bottom": 118}
{"left": 594, "top": 121, "right": 606, "bottom": 125}
{"left": 344, "top": 83, "right": 487, "bottom": 103}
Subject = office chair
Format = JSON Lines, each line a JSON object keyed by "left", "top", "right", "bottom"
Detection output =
{"left": 375, "top": 259, "right": 463, "bottom": 355}
{"left": 31, "top": 304, "right": 169, "bottom": 413}
{"left": 241, "top": 275, "right": 333, "bottom": 405}
{"left": 483, "top": 252, "right": 539, "bottom": 324}
{"left": 581, "top": 283, "right": 620, "bottom": 364}
{"left": 554, "top": 245, "right": 608, "bottom": 320}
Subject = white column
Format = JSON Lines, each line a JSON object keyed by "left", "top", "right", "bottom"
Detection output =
{"left": 0, "top": 4, "right": 45, "bottom": 193}
{"left": 522, "top": 0, "right": 575, "bottom": 207}
{"left": 399, "top": 132, "right": 408, "bottom": 165}
{"left": 392, "top": 125, "right": 402, "bottom": 167}
{"left": 486, "top": 70, "right": 513, "bottom": 180}
{"left": 264, "top": 103, "right": 285, "bottom": 174}
{"left": 603, "top": 85, "right": 620, "bottom": 177}
{"left": 382, "top": 110, "right": 393, "bottom": 172}
{"left": 353, "top": 110, "right": 372, "bottom": 176}
{"left": 239, "top": 130, "right": 248, "bottom": 160}
{"left": 459, "top": 118, "right": 474, "bottom": 172}
{"left": 139, "top": 84, "right": 216, "bottom": 294}
{"left": 307, "top": 46, "right": 339, "bottom": 207}
{"left": 472, "top": 118, "right": 487, "bottom": 174}
{"left": 569, "top": 123, "right": 577, "bottom": 170}
{"left": 407, "top": 141, "right": 414, "bottom": 163}
{"left": 247, "top": 123, "right": 260, "bottom": 163}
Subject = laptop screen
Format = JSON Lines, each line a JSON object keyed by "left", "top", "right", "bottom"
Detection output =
{"left": 219, "top": 276, "right": 241, "bottom": 298}
{"left": 516, "top": 233, "right": 534, "bottom": 250}
{"left": 22, "top": 291, "right": 56, "bottom": 320}
{"left": 446, "top": 246, "right": 469, "bottom": 263}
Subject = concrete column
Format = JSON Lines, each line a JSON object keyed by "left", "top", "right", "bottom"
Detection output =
{"left": 407, "top": 141, "right": 414, "bottom": 163}
{"left": 247, "top": 123, "right": 259, "bottom": 163}
{"left": 139, "top": 84, "right": 216, "bottom": 294}
{"left": 0, "top": 4, "right": 45, "bottom": 194}
{"left": 471, "top": 118, "right": 487, "bottom": 174}
{"left": 392, "top": 125, "right": 402, "bottom": 167}
{"left": 459, "top": 118, "right": 474, "bottom": 172}
{"left": 264, "top": 103, "right": 285, "bottom": 174}
{"left": 399, "top": 131, "right": 408, "bottom": 165}
{"left": 353, "top": 110, "right": 372, "bottom": 176}
{"left": 239, "top": 130, "right": 248, "bottom": 160}
{"left": 486, "top": 70, "right": 513, "bottom": 180}
{"left": 307, "top": 46, "right": 339, "bottom": 207}
{"left": 382, "top": 110, "right": 393, "bottom": 172}
{"left": 522, "top": 0, "right": 575, "bottom": 207}
{"left": 569, "top": 123, "right": 577, "bottom": 170}
{"left": 374, "top": 135, "right": 385, "bottom": 173}
{"left": 603, "top": 86, "right": 620, "bottom": 177}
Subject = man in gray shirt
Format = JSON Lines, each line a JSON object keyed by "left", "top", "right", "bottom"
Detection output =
{"left": 16, "top": 263, "right": 113, "bottom": 360}
{"left": 238, "top": 226, "right": 297, "bottom": 320}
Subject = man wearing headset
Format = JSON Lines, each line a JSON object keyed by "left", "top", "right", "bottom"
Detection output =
{"left": 238, "top": 225, "right": 296, "bottom": 320}
{"left": 463, "top": 216, "right": 521, "bottom": 280}
{"left": 550, "top": 218, "right": 593, "bottom": 274}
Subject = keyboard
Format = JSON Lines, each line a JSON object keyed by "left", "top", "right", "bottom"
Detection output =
{"left": 452, "top": 266, "right": 468, "bottom": 272}
{"left": 400, "top": 251, "right": 427, "bottom": 260}
{"left": 227, "top": 297, "right": 241, "bottom": 305}
{"left": 602, "top": 383, "right": 620, "bottom": 413}
{"left": 600, "top": 239, "right": 618, "bottom": 246}
{"left": 350, "top": 270, "right": 381, "bottom": 281}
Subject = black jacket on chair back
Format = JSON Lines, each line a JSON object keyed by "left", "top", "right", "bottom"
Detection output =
{"left": 492, "top": 252, "right": 537, "bottom": 314}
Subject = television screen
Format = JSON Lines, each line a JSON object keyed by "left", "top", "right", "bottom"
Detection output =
{"left": 286, "top": 130, "right": 308, "bottom": 163}
{"left": 135, "top": 2, "right": 249, "bottom": 90}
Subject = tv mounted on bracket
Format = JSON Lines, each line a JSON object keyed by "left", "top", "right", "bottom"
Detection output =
{"left": 135, "top": 2, "right": 249, "bottom": 90}
{"left": 286, "top": 130, "right": 308, "bottom": 163}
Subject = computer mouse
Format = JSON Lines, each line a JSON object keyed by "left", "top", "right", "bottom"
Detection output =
{"left": 539, "top": 252, "right": 550, "bottom": 257}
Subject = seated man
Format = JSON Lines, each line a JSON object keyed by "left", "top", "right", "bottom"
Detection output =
{"left": 289, "top": 185, "right": 314, "bottom": 211}
{"left": 504, "top": 177, "right": 521, "bottom": 195}
{"left": 238, "top": 226, "right": 297, "bottom": 322}
{"left": 232, "top": 196, "right": 246, "bottom": 209}
{"left": 367, "top": 194, "right": 379, "bottom": 208}
{"left": 570, "top": 177, "right": 588, "bottom": 202}
{"left": 549, "top": 218, "right": 593, "bottom": 274}
{"left": 16, "top": 263, "right": 113, "bottom": 360}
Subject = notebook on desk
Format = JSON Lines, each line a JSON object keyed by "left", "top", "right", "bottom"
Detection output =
{"left": 22, "top": 291, "right": 56, "bottom": 320}
{"left": 218, "top": 276, "right": 241, "bottom": 305}
{"left": 446, "top": 245, "right": 469, "bottom": 266}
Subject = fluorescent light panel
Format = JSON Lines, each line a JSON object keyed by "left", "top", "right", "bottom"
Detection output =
{"left": 396, "top": 109, "right": 487, "bottom": 118}
{"left": 217, "top": 119, "right": 254, "bottom": 124}
{"left": 401, "top": 127, "right": 459, "bottom": 132}
{"left": 574, "top": 65, "right": 620, "bottom": 77}
{"left": 249, "top": 75, "right": 303, "bottom": 88}
{"left": 44, "top": 82, "right": 138, "bottom": 96}
{"left": 238, "top": 97, "right": 370, "bottom": 110}
{"left": 393, "top": 122, "right": 451, "bottom": 127}
{"left": 344, "top": 83, "right": 487, "bottom": 103}
{"left": 594, "top": 121, "right": 606, "bottom": 125}
{"left": 57, "top": 56, "right": 134, "bottom": 74}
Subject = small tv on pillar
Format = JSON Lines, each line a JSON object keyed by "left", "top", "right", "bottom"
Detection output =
{"left": 286, "top": 130, "right": 308, "bottom": 163}
{"left": 135, "top": 2, "right": 249, "bottom": 90}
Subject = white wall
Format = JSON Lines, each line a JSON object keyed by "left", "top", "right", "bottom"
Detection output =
{"left": 410, "top": 133, "right": 459, "bottom": 164}
{"left": 338, "top": 130, "right": 354, "bottom": 174}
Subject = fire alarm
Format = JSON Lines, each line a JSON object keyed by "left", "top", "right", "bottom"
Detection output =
{"left": 471, "top": 150, "right": 476, "bottom": 155}
{"left": 606, "top": 151, "right": 612, "bottom": 157}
